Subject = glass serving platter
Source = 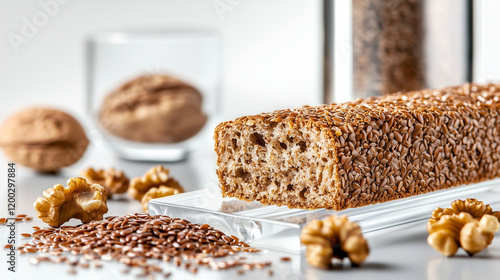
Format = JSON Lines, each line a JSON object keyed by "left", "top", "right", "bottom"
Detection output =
{"left": 148, "top": 179, "right": 500, "bottom": 252}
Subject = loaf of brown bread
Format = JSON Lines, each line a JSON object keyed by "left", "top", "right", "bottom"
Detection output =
{"left": 214, "top": 84, "right": 500, "bottom": 210}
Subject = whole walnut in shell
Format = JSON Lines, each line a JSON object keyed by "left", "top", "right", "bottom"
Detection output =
{"left": 129, "top": 165, "right": 184, "bottom": 201}
{"left": 99, "top": 74, "right": 207, "bottom": 143}
{"left": 33, "top": 177, "right": 108, "bottom": 227}
{"left": 81, "top": 167, "right": 129, "bottom": 198}
{"left": 0, "top": 107, "right": 89, "bottom": 172}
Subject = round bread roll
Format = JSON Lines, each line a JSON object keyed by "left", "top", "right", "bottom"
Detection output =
{"left": 0, "top": 107, "right": 89, "bottom": 173}
{"left": 99, "top": 74, "right": 207, "bottom": 143}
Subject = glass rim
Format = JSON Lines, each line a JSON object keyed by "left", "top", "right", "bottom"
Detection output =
{"left": 88, "top": 29, "right": 220, "bottom": 43}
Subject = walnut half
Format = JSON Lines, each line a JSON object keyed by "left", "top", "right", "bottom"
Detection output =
{"left": 81, "top": 167, "right": 129, "bottom": 198}
{"left": 300, "top": 215, "right": 369, "bottom": 268}
{"left": 427, "top": 198, "right": 500, "bottom": 256}
{"left": 128, "top": 165, "right": 184, "bottom": 201}
{"left": 429, "top": 198, "right": 500, "bottom": 222}
{"left": 33, "top": 177, "right": 108, "bottom": 227}
{"left": 460, "top": 215, "right": 499, "bottom": 255}
{"left": 141, "top": 186, "right": 182, "bottom": 212}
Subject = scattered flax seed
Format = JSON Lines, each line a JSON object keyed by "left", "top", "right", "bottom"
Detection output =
{"left": 79, "top": 263, "right": 90, "bottom": 269}
{"left": 280, "top": 257, "right": 291, "bottom": 262}
{"left": 237, "top": 269, "right": 245, "bottom": 275}
{"left": 4, "top": 244, "right": 13, "bottom": 249}
{"left": 268, "top": 270, "right": 274, "bottom": 276}
{"left": 163, "top": 272, "right": 172, "bottom": 278}
{"left": 242, "top": 263, "right": 253, "bottom": 270}
{"left": 19, "top": 213, "right": 270, "bottom": 276}
{"left": 26, "top": 247, "right": 38, "bottom": 253}
{"left": 189, "top": 266, "right": 198, "bottom": 274}
{"left": 93, "top": 262, "right": 103, "bottom": 268}
{"left": 54, "top": 256, "right": 67, "bottom": 263}
{"left": 21, "top": 233, "right": 32, "bottom": 238}
{"left": 0, "top": 215, "right": 33, "bottom": 224}
{"left": 67, "top": 268, "right": 77, "bottom": 274}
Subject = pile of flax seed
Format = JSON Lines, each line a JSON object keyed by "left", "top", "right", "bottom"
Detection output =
{"left": 18, "top": 213, "right": 275, "bottom": 278}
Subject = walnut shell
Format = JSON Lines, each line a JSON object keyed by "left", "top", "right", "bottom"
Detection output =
{"left": 99, "top": 74, "right": 207, "bottom": 143}
{"left": 141, "top": 186, "right": 182, "bottom": 212}
{"left": 0, "top": 107, "right": 89, "bottom": 172}
{"left": 129, "top": 165, "right": 184, "bottom": 201}
{"left": 33, "top": 177, "right": 108, "bottom": 227}
{"left": 81, "top": 167, "right": 129, "bottom": 198}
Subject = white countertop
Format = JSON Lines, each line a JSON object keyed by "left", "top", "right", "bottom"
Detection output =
{"left": 1, "top": 144, "right": 500, "bottom": 280}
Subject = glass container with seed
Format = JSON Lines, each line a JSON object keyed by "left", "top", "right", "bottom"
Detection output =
{"left": 324, "top": 0, "right": 472, "bottom": 103}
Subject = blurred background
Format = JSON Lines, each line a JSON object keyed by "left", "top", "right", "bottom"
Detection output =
{"left": 2, "top": 0, "right": 500, "bottom": 119}
{"left": 0, "top": 0, "right": 499, "bottom": 159}
{"left": 0, "top": 0, "right": 322, "bottom": 124}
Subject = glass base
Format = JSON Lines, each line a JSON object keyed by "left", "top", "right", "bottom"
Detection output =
{"left": 99, "top": 132, "right": 191, "bottom": 162}
{"left": 149, "top": 179, "right": 500, "bottom": 252}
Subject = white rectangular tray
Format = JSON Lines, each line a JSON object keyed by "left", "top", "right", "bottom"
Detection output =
{"left": 148, "top": 179, "right": 500, "bottom": 252}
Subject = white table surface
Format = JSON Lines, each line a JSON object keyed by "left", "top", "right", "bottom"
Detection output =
{"left": 1, "top": 143, "right": 500, "bottom": 280}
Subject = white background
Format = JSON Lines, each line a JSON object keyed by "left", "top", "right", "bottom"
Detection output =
{"left": 474, "top": 0, "right": 500, "bottom": 83}
{"left": 1, "top": 0, "right": 499, "bottom": 123}
{"left": 0, "top": 0, "right": 323, "bottom": 123}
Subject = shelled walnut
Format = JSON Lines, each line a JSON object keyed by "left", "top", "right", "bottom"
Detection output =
{"left": 141, "top": 186, "right": 182, "bottom": 212}
{"left": 300, "top": 215, "right": 369, "bottom": 268}
{"left": 427, "top": 199, "right": 500, "bottom": 256}
{"left": 81, "top": 167, "right": 129, "bottom": 198}
{"left": 33, "top": 177, "right": 108, "bottom": 227}
{"left": 129, "top": 165, "right": 184, "bottom": 201}
{"left": 429, "top": 198, "right": 500, "bottom": 222}
{"left": 461, "top": 215, "right": 499, "bottom": 255}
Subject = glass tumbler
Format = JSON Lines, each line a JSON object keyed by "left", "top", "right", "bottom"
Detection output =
{"left": 87, "top": 30, "right": 220, "bottom": 161}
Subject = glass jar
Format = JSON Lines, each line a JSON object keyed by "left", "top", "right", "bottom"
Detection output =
{"left": 87, "top": 30, "right": 220, "bottom": 161}
{"left": 325, "top": 0, "right": 472, "bottom": 103}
